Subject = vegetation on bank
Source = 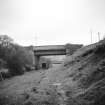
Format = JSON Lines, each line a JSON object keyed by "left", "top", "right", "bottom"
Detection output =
{"left": 0, "top": 35, "right": 34, "bottom": 79}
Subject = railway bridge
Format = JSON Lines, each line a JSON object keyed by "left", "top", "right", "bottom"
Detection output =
{"left": 33, "top": 44, "right": 82, "bottom": 69}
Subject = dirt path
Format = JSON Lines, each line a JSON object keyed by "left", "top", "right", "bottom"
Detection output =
{"left": 0, "top": 70, "right": 46, "bottom": 97}
{"left": 0, "top": 64, "right": 65, "bottom": 105}
{"left": 0, "top": 64, "right": 62, "bottom": 96}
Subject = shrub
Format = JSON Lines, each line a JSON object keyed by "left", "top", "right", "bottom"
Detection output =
{"left": 94, "top": 44, "right": 105, "bottom": 55}
{"left": 1, "top": 71, "right": 11, "bottom": 79}
{"left": 0, "top": 35, "right": 34, "bottom": 76}
{"left": 7, "top": 59, "right": 25, "bottom": 76}
{"left": 7, "top": 50, "right": 26, "bottom": 76}
{"left": 82, "top": 49, "right": 93, "bottom": 57}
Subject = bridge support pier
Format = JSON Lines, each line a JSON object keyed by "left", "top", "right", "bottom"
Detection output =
{"left": 34, "top": 55, "right": 40, "bottom": 70}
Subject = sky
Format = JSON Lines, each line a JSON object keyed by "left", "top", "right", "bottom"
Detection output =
{"left": 0, "top": 0, "right": 105, "bottom": 46}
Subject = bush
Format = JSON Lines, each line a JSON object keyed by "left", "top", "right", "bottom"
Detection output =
{"left": 94, "top": 44, "right": 105, "bottom": 55}
{"left": 25, "top": 65, "right": 33, "bottom": 72}
{"left": 1, "top": 71, "right": 11, "bottom": 79}
{"left": 6, "top": 47, "right": 26, "bottom": 76}
{"left": 0, "top": 35, "right": 33, "bottom": 77}
{"left": 82, "top": 49, "right": 93, "bottom": 57}
{"left": 7, "top": 57, "right": 25, "bottom": 76}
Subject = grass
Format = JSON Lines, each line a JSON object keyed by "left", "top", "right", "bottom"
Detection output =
{"left": 0, "top": 65, "right": 63, "bottom": 105}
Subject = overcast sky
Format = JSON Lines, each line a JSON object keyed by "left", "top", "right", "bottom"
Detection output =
{"left": 0, "top": 0, "right": 105, "bottom": 46}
